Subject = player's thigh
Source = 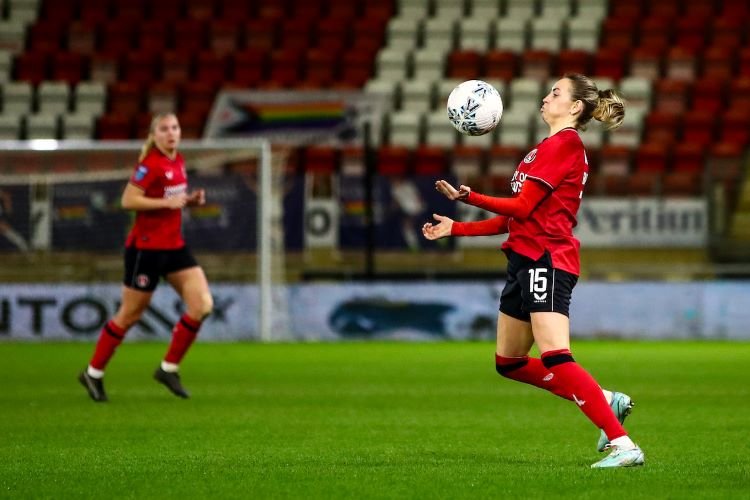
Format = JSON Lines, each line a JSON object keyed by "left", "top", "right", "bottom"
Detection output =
{"left": 496, "top": 312, "right": 534, "bottom": 357}
{"left": 116, "top": 285, "right": 153, "bottom": 322}
{"left": 166, "top": 266, "right": 212, "bottom": 312}
{"left": 530, "top": 311, "right": 571, "bottom": 353}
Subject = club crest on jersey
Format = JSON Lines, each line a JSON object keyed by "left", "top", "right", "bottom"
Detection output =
{"left": 165, "top": 170, "right": 174, "bottom": 180}
{"left": 523, "top": 149, "right": 538, "bottom": 163}
{"left": 134, "top": 165, "right": 148, "bottom": 181}
{"left": 136, "top": 274, "right": 150, "bottom": 288}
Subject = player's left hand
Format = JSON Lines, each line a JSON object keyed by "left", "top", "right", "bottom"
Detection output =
{"left": 187, "top": 189, "right": 206, "bottom": 206}
{"left": 435, "top": 180, "right": 471, "bottom": 201}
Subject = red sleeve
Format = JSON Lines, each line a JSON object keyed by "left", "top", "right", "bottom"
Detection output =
{"left": 463, "top": 179, "right": 550, "bottom": 219}
{"left": 129, "top": 162, "right": 158, "bottom": 191}
{"left": 526, "top": 133, "right": 581, "bottom": 189}
{"left": 452, "top": 215, "right": 509, "bottom": 236}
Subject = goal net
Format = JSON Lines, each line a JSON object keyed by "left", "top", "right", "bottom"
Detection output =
{"left": 0, "top": 139, "right": 289, "bottom": 342}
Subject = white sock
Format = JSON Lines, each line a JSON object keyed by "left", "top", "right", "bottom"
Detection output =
{"left": 87, "top": 366, "right": 104, "bottom": 379}
{"left": 611, "top": 435, "right": 636, "bottom": 450}
{"left": 602, "top": 389, "right": 613, "bottom": 405}
{"left": 161, "top": 361, "right": 179, "bottom": 373}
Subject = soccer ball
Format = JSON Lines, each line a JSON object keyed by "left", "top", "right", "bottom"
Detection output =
{"left": 446, "top": 80, "right": 503, "bottom": 136}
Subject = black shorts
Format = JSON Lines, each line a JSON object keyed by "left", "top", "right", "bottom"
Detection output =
{"left": 499, "top": 250, "right": 578, "bottom": 321}
{"left": 123, "top": 246, "right": 199, "bottom": 292}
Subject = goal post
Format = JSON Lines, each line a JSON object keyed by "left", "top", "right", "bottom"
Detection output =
{"left": 0, "top": 138, "right": 286, "bottom": 341}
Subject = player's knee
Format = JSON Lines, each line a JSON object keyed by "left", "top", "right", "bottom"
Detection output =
{"left": 495, "top": 356, "right": 528, "bottom": 378}
{"left": 115, "top": 310, "right": 144, "bottom": 329}
{"left": 193, "top": 292, "right": 213, "bottom": 320}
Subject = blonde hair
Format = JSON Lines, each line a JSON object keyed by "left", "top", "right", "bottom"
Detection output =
{"left": 138, "top": 112, "right": 178, "bottom": 162}
{"left": 564, "top": 73, "right": 625, "bottom": 131}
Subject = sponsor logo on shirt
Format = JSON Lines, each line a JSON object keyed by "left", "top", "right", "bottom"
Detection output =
{"left": 523, "top": 148, "right": 537, "bottom": 163}
{"left": 134, "top": 165, "right": 148, "bottom": 181}
{"left": 164, "top": 183, "right": 187, "bottom": 198}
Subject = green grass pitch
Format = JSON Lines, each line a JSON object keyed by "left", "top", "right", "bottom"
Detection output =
{"left": 1, "top": 341, "right": 749, "bottom": 499}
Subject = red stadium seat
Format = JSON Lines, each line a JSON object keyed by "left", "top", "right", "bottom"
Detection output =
{"left": 229, "top": 49, "right": 267, "bottom": 87}
{"left": 303, "top": 146, "right": 339, "bottom": 173}
{"left": 52, "top": 52, "right": 88, "bottom": 85}
{"left": 339, "top": 49, "right": 376, "bottom": 88}
{"left": 635, "top": 143, "right": 669, "bottom": 172}
{"left": 185, "top": 0, "right": 216, "bottom": 20}
{"left": 112, "top": 0, "right": 148, "bottom": 21}
{"left": 629, "top": 47, "right": 663, "bottom": 80}
{"left": 180, "top": 82, "right": 216, "bottom": 116}
{"left": 208, "top": 20, "right": 241, "bottom": 56}
{"left": 27, "top": 21, "right": 65, "bottom": 53}
{"left": 664, "top": 47, "right": 698, "bottom": 81}
{"left": 278, "top": 19, "right": 314, "bottom": 52}
{"left": 521, "top": 49, "right": 554, "bottom": 80}
{"left": 136, "top": 21, "right": 171, "bottom": 53}
{"left": 653, "top": 79, "right": 689, "bottom": 114}
{"left": 719, "top": 0, "right": 750, "bottom": 18}
{"left": 40, "top": 1, "right": 78, "bottom": 22}
{"left": 710, "top": 16, "right": 744, "bottom": 51}
{"left": 79, "top": 0, "right": 111, "bottom": 23}
{"left": 488, "top": 145, "right": 523, "bottom": 176}
{"left": 451, "top": 145, "right": 485, "bottom": 182}
{"left": 67, "top": 22, "right": 98, "bottom": 55}
{"left": 681, "top": 111, "right": 716, "bottom": 148}
{"left": 303, "top": 49, "right": 339, "bottom": 87}
{"left": 173, "top": 19, "right": 207, "bottom": 53}
{"left": 628, "top": 170, "right": 662, "bottom": 196}
{"left": 161, "top": 52, "right": 193, "bottom": 84}
{"left": 671, "top": 142, "right": 706, "bottom": 173}
{"left": 14, "top": 52, "right": 49, "bottom": 85}
{"left": 662, "top": 171, "right": 702, "bottom": 196}
{"left": 727, "top": 78, "right": 750, "bottom": 112}
{"left": 121, "top": 52, "right": 159, "bottom": 86}
{"left": 600, "top": 18, "right": 636, "bottom": 51}
{"left": 376, "top": 146, "right": 411, "bottom": 177}
{"left": 194, "top": 52, "right": 229, "bottom": 87}
{"left": 447, "top": 50, "right": 483, "bottom": 80}
{"left": 98, "top": 22, "right": 135, "bottom": 55}
{"left": 598, "top": 145, "right": 632, "bottom": 176}
{"left": 108, "top": 82, "right": 143, "bottom": 115}
{"left": 700, "top": 46, "right": 736, "bottom": 80}
{"left": 153, "top": 0, "right": 183, "bottom": 19}
{"left": 267, "top": 49, "right": 303, "bottom": 88}
{"left": 178, "top": 110, "right": 206, "bottom": 139}
{"left": 315, "top": 17, "right": 351, "bottom": 52}
{"left": 738, "top": 48, "right": 750, "bottom": 78}
{"left": 219, "top": 0, "right": 253, "bottom": 21}
{"left": 638, "top": 16, "right": 672, "bottom": 52}
{"left": 557, "top": 50, "right": 591, "bottom": 76}
{"left": 413, "top": 146, "right": 448, "bottom": 176}
{"left": 610, "top": 1, "right": 644, "bottom": 20}
{"left": 147, "top": 82, "right": 180, "bottom": 114}
{"left": 244, "top": 19, "right": 279, "bottom": 51}
{"left": 484, "top": 50, "right": 517, "bottom": 81}
{"left": 705, "top": 142, "right": 744, "bottom": 183}
{"left": 674, "top": 17, "right": 707, "bottom": 52}
{"left": 97, "top": 114, "right": 134, "bottom": 139}
{"left": 718, "top": 109, "right": 750, "bottom": 148}
{"left": 690, "top": 78, "right": 726, "bottom": 114}
{"left": 643, "top": 110, "right": 680, "bottom": 145}
{"left": 326, "top": 0, "right": 360, "bottom": 20}
{"left": 89, "top": 53, "right": 121, "bottom": 84}
{"left": 647, "top": 0, "right": 681, "bottom": 17}
{"left": 593, "top": 48, "right": 626, "bottom": 81}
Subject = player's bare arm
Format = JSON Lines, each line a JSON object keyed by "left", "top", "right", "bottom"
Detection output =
{"left": 121, "top": 183, "right": 187, "bottom": 210}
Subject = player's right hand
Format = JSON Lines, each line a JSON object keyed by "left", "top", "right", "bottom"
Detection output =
{"left": 435, "top": 180, "right": 471, "bottom": 200}
{"left": 422, "top": 213, "right": 453, "bottom": 240}
{"left": 164, "top": 193, "right": 188, "bottom": 209}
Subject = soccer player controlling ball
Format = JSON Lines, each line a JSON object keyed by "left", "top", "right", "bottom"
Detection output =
{"left": 79, "top": 113, "right": 213, "bottom": 402}
{"left": 423, "top": 74, "right": 645, "bottom": 468}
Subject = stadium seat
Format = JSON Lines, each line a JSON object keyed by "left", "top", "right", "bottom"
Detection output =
{"left": 600, "top": 18, "right": 636, "bottom": 51}
{"left": 51, "top": 52, "right": 87, "bottom": 85}
{"left": 0, "top": 20, "right": 26, "bottom": 53}
{"left": 413, "top": 145, "right": 448, "bottom": 176}
{"left": 447, "top": 50, "right": 483, "bottom": 80}
{"left": 498, "top": 110, "right": 532, "bottom": 149}
{"left": 642, "top": 110, "right": 680, "bottom": 145}
{"left": 689, "top": 77, "right": 725, "bottom": 114}
{"left": 173, "top": 19, "right": 207, "bottom": 53}
{"left": 457, "top": 18, "right": 492, "bottom": 52}
{"left": 27, "top": 21, "right": 64, "bottom": 53}
{"left": 279, "top": 19, "right": 314, "bottom": 52}
{"left": 315, "top": 17, "right": 351, "bottom": 52}
{"left": 386, "top": 17, "right": 421, "bottom": 50}
{"left": 557, "top": 50, "right": 591, "bottom": 76}
{"left": 451, "top": 145, "right": 485, "bottom": 182}
{"left": 710, "top": 16, "right": 743, "bottom": 51}
{"left": 705, "top": 142, "right": 744, "bottom": 184}
{"left": 618, "top": 77, "right": 652, "bottom": 112}
{"left": 400, "top": 80, "right": 433, "bottom": 112}
{"left": 244, "top": 19, "right": 278, "bottom": 51}
{"left": 229, "top": 49, "right": 266, "bottom": 87}
{"left": 267, "top": 49, "right": 302, "bottom": 88}
{"left": 434, "top": 0, "right": 466, "bottom": 18}
{"left": 671, "top": 142, "right": 706, "bottom": 173}
{"left": 629, "top": 47, "right": 663, "bottom": 80}
{"left": 627, "top": 170, "right": 662, "bottom": 196}
{"left": 505, "top": 0, "right": 536, "bottom": 20}
{"left": 61, "top": 113, "right": 95, "bottom": 139}
{"left": 99, "top": 22, "right": 135, "bottom": 55}
{"left": 423, "top": 110, "right": 459, "bottom": 147}
{"left": 423, "top": 18, "right": 456, "bottom": 52}
{"left": 67, "top": 22, "right": 97, "bottom": 54}
{"left": 493, "top": 18, "right": 527, "bottom": 53}
{"left": 580, "top": 123, "right": 604, "bottom": 149}
{"left": 0, "top": 51, "right": 11, "bottom": 83}
{"left": 147, "top": 82, "right": 179, "bottom": 114}
{"left": 701, "top": 46, "right": 735, "bottom": 80}
{"left": 26, "top": 113, "right": 59, "bottom": 140}
{"left": 339, "top": 49, "right": 376, "bottom": 88}
{"left": 487, "top": 145, "right": 523, "bottom": 176}
{"left": 521, "top": 50, "right": 554, "bottom": 80}
{"left": 540, "top": 0, "right": 573, "bottom": 18}
{"left": 566, "top": 16, "right": 600, "bottom": 52}
{"left": 97, "top": 114, "right": 134, "bottom": 139}
{"left": 180, "top": 82, "right": 216, "bottom": 116}
{"left": 508, "top": 78, "right": 542, "bottom": 112}
{"left": 484, "top": 50, "right": 518, "bottom": 82}
{"left": 185, "top": 0, "right": 216, "bottom": 21}
{"left": 208, "top": 20, "right": 241, "bottom": 56}
{"left": 638, "top": 16, "right": 672, "bottom": 53}
{"left": 718, "top": 109, "right": 750, "bottom": 148}
{"left": 593, "top": 48, "right": 626, "bottom": 81}
{"left": 376, "top": 145, "right": 411, "bottom": 176}
{"left": 194, "top": 52, "right": 229, "bottom": 87}
{"left": 89, "top": 54, "right": 121, "bottom": 84}
{"left": 376, "top": 48, "right": 412, "bottom": 81}
{"left": 413, "top": 49, "right": 446, "bottom": 81}
{"left": 664, "top": 47, "right": 698, "bottom": 81}
{"left": 364, "top": 78, "right": 398, "bottom": 111}
{"left": 14, "top": 52, "right": 48, "bottom": 86}
{"left": 674, "top": 17, "right": 707, "bottom": 52}
{"left": 662, "top": 171, "right": 702, "bottom": 197}
{"left": 37, "top": 82, "right": 71, "bottom": 114}
{"left": 303, "top": 146, "right": 339, "bottom": 174}
{"left": 108, "top": 82, "right": 143, "bottom": 115}
{"left": 530, "top": 18, "right": 563, "bottom": 52}
{"left": 653, "top": 79, "right": 690, "bottom": 114}
{"left": 387, "top": 111, "right": 422, "bottom": 148}
{"left": 2, "top": 81, "right": 33, "bottom": 115}
{"left": 681, "top": 111, "right": 716, "bottom": 149}
{"left": 470, "top": 0, "right": 501, "bottom": 18}
{"left": 74, "top": 81, "right": 107, "bottom": 115}
{"left": 121, "top": 53, "right": 159, "bottom": 86}
{"left": 635, "top": 143, "right": 669, "bottom": 172}
{"left": 0, "top": 114, "right": 22, "bottom": 139}
{"left": 598, "top": 145, "right": 632, "bottom": 176}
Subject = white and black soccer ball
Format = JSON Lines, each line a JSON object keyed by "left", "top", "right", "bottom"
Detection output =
{"left": 446, "top": 80, "right": 503, "bottom": 136}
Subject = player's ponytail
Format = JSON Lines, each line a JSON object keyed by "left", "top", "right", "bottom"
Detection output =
{"left": 138, "top": 112, "right": 177, "bottom": 162}
{"left": 564, "top": 73, "right": 625, "bottom": 131}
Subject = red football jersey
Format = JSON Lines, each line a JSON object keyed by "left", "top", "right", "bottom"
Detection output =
{"left": 502, "top": 128, "right": 588, "bottom": 275}
{"left": 125, "top": 148, "right": 188, "bottom": 250}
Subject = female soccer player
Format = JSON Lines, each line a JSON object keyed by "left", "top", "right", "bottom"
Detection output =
{"left": 79, "top": 112, "right": 213, "bottom": 402}
{"left": 423, "top": 74, "right": 644, "bottom": 468}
